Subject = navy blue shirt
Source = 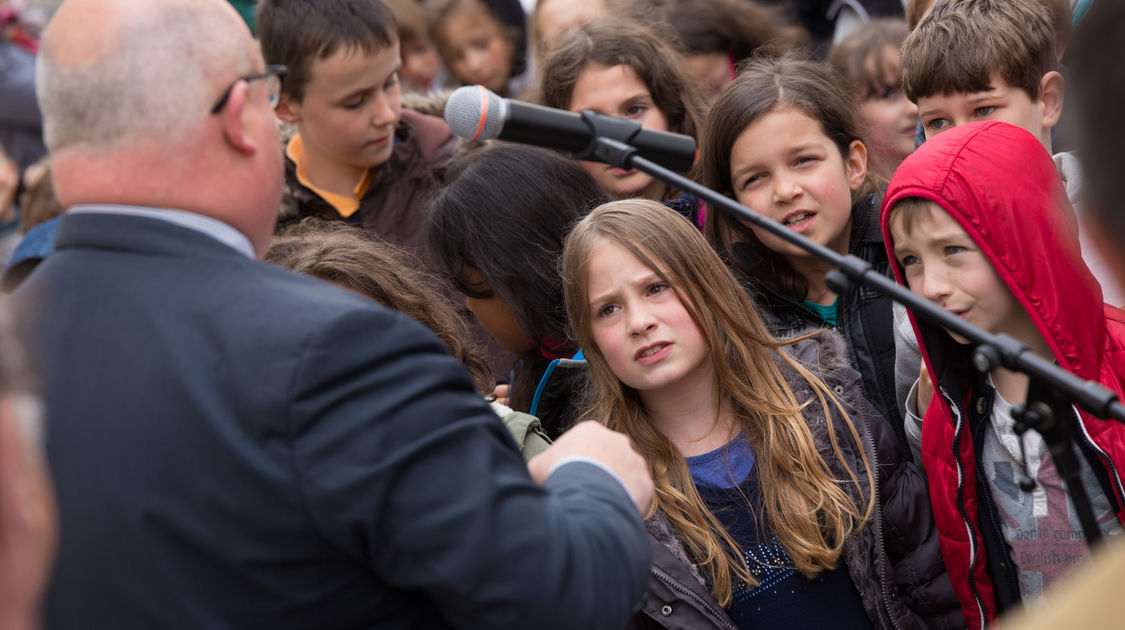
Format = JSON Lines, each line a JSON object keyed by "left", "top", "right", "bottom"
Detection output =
{"left": 687, "top": 442, "right": 873, "bottom": 630}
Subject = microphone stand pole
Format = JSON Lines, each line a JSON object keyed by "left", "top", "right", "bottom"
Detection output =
{"left": 574, "top": 122, "right": 1125, "bottom": 548}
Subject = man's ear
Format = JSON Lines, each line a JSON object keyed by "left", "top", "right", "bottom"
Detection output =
{"left": 218, "top": 81, "right": 257, "bottom": 156}
{"left": 1038, "top": 70, "right": 1065, "bottom": 130}
{"left": 274, "top": 93, "right": 301, "bottom": 124}
{"left": 845, "top": 139, "right": 868, "bottom": 191}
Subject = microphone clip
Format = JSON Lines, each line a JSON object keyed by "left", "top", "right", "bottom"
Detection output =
{"left": 571, "top": 111, "right": 641, "bottom": 169}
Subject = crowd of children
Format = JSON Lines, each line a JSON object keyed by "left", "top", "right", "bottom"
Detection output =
{"left": 5, "top": 0, "right": 1125, "bottom": 628}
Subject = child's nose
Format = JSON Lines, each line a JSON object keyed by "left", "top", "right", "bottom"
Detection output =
{"left": 919, "top": 267, "right": 953, "bottom": 302}
{"left": 627, "top": 305, "right": 657, "bottom": 335}
{"left": 772, "top": 173, "right": 802, "bottom": 203}
{"left": 371, "top": 93, "right": 397, "bottom": 127}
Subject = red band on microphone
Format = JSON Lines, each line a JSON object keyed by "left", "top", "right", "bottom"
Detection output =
{"left": 471, "top": 85, "right": 489, "bottom": 142}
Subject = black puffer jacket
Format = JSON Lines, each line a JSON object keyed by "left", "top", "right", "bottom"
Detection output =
{"left": 732, "top": 193, "right": 906, "bottom": 456}
{"left": 629, "top": 333, "right": 963, "bottom": 630}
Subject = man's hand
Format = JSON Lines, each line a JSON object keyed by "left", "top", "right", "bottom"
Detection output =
{"left": 490, "top": 383, "right": 510, "bottom": 407}
{"left": 527, "top": 421, "right": 653, "bottom": 514}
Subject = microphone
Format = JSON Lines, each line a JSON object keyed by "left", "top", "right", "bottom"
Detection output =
{"left": 444, "top": 85, "right": 697, "bottom": 172}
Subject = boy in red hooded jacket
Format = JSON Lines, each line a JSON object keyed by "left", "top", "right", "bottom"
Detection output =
{"left": 880, "top": 120, "right": 1125, "bottom": 629}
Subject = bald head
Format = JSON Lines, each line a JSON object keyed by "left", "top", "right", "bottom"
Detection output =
{"left": 37, "top": 0, "right": 256, "bottom": 153}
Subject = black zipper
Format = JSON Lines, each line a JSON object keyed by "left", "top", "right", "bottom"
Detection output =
{"left": 1071, "top": 405, "right": 1125, "bottom": 516}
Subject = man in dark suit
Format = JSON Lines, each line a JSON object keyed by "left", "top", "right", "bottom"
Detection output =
{"left": 11, "top": 0, "right": 654, "bottom": 628}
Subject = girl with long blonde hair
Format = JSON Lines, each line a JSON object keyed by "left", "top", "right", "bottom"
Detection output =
{"left": 560, "top": 199, "right": 961, "bottom": 630}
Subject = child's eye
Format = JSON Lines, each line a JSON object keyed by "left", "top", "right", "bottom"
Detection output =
{"left": 646, "top": 283, "right": 668, "bottom": 296}
{"left": 880, "top": 87, "right": 899, "bottom": 101}
{"left": 944, "top": 245, "right": 966, "bottom": 256}
{"left": 898, "top": 254, "right": 920, "bottom": 267}
{"left": 738, "top": 173, "right": 764, "bottom": 190}
{"left": 385, "top": 73, "right": 400, "bottom": 90}
{"left": 343, "top": 94, "right": 369, "bottom": 109}
{"left": 794, "top": 156, "right": 817, "bottom": 167}
{"left": 974, "top": 106, "right": 997, "bottom": 117}
{"left": 926, "top": 118, "right": 951, "bottom": 131}
{"left": 624, "top": 103, "right": 646, "bottom": 118}
{"left": 597, "top": 304, "right": 620, "bottom": 318}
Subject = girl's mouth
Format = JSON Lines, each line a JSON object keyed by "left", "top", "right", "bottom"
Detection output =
{"left": 783, "top": 211, "right": 815, "bottom": 227}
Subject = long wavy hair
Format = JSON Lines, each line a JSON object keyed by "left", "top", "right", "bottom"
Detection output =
{"left": 267, "top": 218, "right": 494, "bottom": 394}
{"left": 560, "top": 199, "right": 873, "bottom": 606}
{"left": 700, "top": 54, "right": 879, "bottom": 300}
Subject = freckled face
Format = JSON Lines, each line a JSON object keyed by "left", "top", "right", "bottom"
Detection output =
{"left": 585, "top": 239, "right": 712, "bottom": 396}
{"left": 891, "top": 202, "right": 1036, "bottom": 346}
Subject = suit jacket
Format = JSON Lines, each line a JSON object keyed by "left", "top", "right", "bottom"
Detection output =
{"left": 11, "top": 212, "right": 650, "bottom": 630}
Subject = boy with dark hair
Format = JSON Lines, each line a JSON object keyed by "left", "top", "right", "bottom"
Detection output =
{"left": 257, "top": 0, "right": 456, "bottom": 256}
{"left": 880, "top": 121, "right": 1125, "bottom": 630}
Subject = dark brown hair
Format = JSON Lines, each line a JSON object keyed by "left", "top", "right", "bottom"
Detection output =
{"left": 536, "top": 17, "right": 705, "bottom": 143}
{"left": 383, "top": 0, "right": 427, "bottom": 45}
{"left": 664, "top": 0, "right": 808, "bottom": 62}
{"left": 426, "top": 142, "right": 609, "bottom": 411}
{"left": 700, "top": 54, "right": 875, "bottom": 299}
{"left": 901, "top": 0, "right": 1056, "bottom": 103}
{"left": 257, "top": 0, "right": 398, "bottom": 102}
{"left": 267, "top": 219, "right": 494, "bottom": 394}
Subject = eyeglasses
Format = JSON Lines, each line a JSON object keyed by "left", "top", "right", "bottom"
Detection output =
{"left": 210, "top": 65, "right": 287, "bottom": 114}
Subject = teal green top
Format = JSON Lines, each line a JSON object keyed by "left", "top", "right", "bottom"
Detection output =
{"left": 229, "top": 0, "right": 257, "bottom": 36}
{"left": 802, "top": 298, "right": 838, "bottom": 327}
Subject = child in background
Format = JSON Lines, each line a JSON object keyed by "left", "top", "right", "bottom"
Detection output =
{"left": 700, "top": 55, "right": 905, "bottom": 449}
{"left": 560, "top": 199, "right": 960, "bottom": 630}
{"left": 383, "top": 0, "right": 445, "bottom": 94}
{"left": 660, "top": 0, "right": 809, "bottom": 103}
{"left": 880, "top": 120, "right": 1125, "bottom": 629}
{"left": 425, "top": 143, "right": 610, "bottom": 439}
{"left": 829, "top": 19, "right": 917, "bottom": 180}
{"left": 258, "top": 0, "right": 457, "bottom": 259}
{"left": 266, "top": 218, "right": 554, "bottom": 461}
{"left": 529, "top": 0, "right": 607, "bottom": 69}
{"left": 426, "top": 0, "right": 529, "bottom": 97}
{"left": 536, "top": 18, "right": 706, "bottom": 220}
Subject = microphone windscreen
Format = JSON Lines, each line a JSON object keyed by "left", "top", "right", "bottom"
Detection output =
{"left": 445, "top": 85, "right": 507, "bottom": 141}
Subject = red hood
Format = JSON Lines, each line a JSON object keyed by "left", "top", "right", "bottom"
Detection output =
{"left": 879, "top": 121, "right": 1104, "bottom": 382}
